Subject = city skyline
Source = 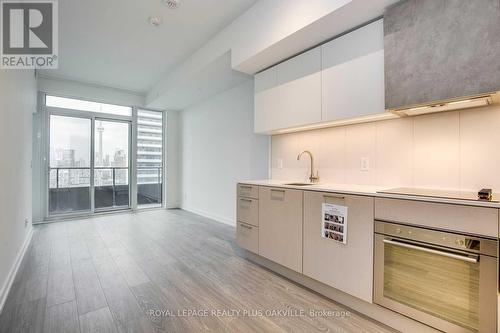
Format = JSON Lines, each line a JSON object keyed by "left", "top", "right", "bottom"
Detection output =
{"left": 49, "top": 110, "right": 163, "bottom": 188}
{"left": 49, "top": 116, "right": 130, "bottom": 168}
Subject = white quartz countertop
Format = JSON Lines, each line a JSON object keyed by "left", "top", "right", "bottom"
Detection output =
{"left": 239, "top": 180, "right": 500, "bottom": 209}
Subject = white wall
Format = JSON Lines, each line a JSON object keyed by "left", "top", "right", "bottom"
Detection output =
{"left": 0, "top": 70, "right": 37, "bottom": 311}
{"left": 271, "top": 104, "right": 500, "bottom": 192}
{"left": 166, "top": 110, "right": 181, "bottom": 208}
{"left": 38, "top": 75, "right": 145, "bottom": 107}
{"left": 180, "top": 79, "right": 269, "bottom": 225}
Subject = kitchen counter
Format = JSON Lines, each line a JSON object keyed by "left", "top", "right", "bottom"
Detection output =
{"left": 237, "top": 180, "right": 499, "bottom": 332}
{"left": 240, "top": 179, "right": 500, "bottom": 209}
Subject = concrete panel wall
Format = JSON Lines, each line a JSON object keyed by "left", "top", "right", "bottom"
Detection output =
{"left": 384, "top": 0, "right": 500, "bottom": 109}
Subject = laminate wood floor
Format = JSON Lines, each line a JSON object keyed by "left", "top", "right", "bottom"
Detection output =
{"left": 0, "top": 209, "right": 395, "bottom": 333}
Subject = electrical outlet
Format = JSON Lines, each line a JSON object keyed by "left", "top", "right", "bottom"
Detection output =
{"left": 276, "top": 158, "right": 283, "bottom": 169}
{"left": 360, "top": 157, "right": 370, "bottom": 171}
{"left": 24, "top": 218, "right": 29, "bottom": 227}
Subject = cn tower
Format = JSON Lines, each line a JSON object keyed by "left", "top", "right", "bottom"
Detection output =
{"left": 96, "top": 121, "right": 104, "bottom": 165}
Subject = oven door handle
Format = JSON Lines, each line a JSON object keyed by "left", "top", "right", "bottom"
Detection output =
{"left": 383, "top": 238, "right": 479, "bottom": 263}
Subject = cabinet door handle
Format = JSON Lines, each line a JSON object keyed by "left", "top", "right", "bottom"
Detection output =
{"left": 240, "top": 185, "right": 252, "bottom": 189}
{"left": 270, "top": 188, "right": 285, "bottom": 200}
{"left": 240, "top": 223, "right": 253, "bottom": 230}
{"left": 323, "top": 194, "right": 345, "bottom": 200}
{"left": 240, "top": 198, "right": 253, "bottom": 203}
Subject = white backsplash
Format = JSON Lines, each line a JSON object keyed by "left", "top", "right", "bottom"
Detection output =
{"left": 271, "top": 104, "right": 500, "bottom": 192}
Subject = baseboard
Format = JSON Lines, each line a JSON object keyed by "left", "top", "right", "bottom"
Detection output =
{"left": 181, "top": 205, "right": 235, "bottom": 227}
{"left": 165, "top": 204, "right": 180, "bottom": 209}
{"left": 0, "top": 227, "right": 34, "bottom": 314}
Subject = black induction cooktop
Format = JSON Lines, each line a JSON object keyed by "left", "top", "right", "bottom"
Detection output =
{"left": 377, "top": 187, "right": 499, "bottom": 203}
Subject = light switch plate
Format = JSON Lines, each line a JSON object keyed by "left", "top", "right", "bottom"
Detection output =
{"left": 360, "top": 157, "right": 370, "bottom": 171}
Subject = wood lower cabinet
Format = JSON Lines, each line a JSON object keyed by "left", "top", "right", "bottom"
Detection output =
{"left": 236, "top": 222, "right": 258, "bottom": 253}
{"left": 236, "top": 183, "right": 260, "bottom": 253}
{"left": 258, "top": 187, "right": 303, "bottom": 273}
{"left": 237, "top": 197, "right": 258, "bottom": 226}
{"left": 237, "top": 184, "right": 259, "bottom": 199}
{"left": 303, "top": 191, "right": 374, "bottom": 302}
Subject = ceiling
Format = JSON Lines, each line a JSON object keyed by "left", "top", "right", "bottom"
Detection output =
{"left": 39, "top": 0, "right": 257, "bottom": 94}
{"left": 146, "top": 0, "right": 400, "bottom": 109}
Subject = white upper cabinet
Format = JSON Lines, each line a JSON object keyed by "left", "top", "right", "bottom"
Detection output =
{"left": 254, "top": 66, "right": 277, "bottom": 94}
{"left": 321, "top": 19, "right": 385, "bottom": 122}
{"left": 254, "top": 19, "right": 386, "bottom": 134}
{"left": 254, "top": 47, "right": 322, "bottom": 134}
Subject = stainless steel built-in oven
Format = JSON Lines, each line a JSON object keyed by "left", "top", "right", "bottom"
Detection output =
{"left": 374, "top": 221, "right": 498, "bottom": 333}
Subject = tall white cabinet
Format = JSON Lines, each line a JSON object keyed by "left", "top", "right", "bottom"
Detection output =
{"left": 254, "top": 19, "right": 386, "bottom": 134}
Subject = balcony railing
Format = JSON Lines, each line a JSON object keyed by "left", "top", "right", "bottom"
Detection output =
{"left": 49, "top": 167, "right": 91, "bottom": 214}
{"left": 49, "top": 167, "right": 129, "bottom": 187}
{"left": 48, "top": 166, "right": 162, "bottom": 214}
{"left": 49, "top": 167, "right": 129, "bottom": 213}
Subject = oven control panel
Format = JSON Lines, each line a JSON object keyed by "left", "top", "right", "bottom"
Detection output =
{"left": 374, "top": 220, "right": 497, "bottom": 256}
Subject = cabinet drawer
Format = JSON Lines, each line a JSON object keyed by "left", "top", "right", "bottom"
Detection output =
{"left": 237, "top": 197, "right": 258, "bottom": 226}
{"left": 236, "top": 222, "right": 258, "bottom": 253}
{"left": 238, "top": 184, "right": 259, "bottom": 199}
{"left": 375, "top": 198, "right": 499, "bottom": 237}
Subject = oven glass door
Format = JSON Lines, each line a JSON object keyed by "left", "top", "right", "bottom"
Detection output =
{"left": 378, "top": 236, "right": 480, "bottom": 332}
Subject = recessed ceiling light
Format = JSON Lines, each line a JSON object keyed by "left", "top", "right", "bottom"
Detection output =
{"left": 162, "top": 0, "right": 181, "bottom": 9}
{"left": 148, "top": 16, "right": 162, "bottom": 27}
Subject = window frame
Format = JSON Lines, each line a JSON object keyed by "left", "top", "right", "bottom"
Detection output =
{"left": 136, "top": 109, "right": 165, "bottom": 209}
{"left": 45, "top": 94, "right": 133, "bottom": 117}
{"left": 37, "top": 92, "right": 167, "bottom": 221}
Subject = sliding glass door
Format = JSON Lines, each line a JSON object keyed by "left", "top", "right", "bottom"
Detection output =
{"left": 41, "top": 94, "right": 166, "bottom": 219}
{"left": 94, "top": 119, "right": 131, "bottom": 211}
{"left": 49, "top": 115, "right": 92, "bottom": 214}
{"left": 48, "top": 115, "right": 131, "bottom": 216}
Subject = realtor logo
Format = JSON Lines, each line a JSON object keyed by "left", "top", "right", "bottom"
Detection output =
{"left": 1, "top": 0, "right": 58, "bottom": 69}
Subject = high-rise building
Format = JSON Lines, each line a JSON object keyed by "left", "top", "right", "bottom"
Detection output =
{"left": 54, "top": 148, "right": 76, "bottom": 167}
{"left": 112, "top": 149, "right": 127, "bottom": 166}
{"left": 137, "top": 110, "right": 163, "bottom": 185}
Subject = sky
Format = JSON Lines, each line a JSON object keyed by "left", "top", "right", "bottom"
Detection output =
{"left": 50, "top": 115, "right": 129, "bottom": 166}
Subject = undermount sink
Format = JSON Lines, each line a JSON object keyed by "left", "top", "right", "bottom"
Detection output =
{"left": 283, "top": 182, "right": 318, "bottom": 186}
